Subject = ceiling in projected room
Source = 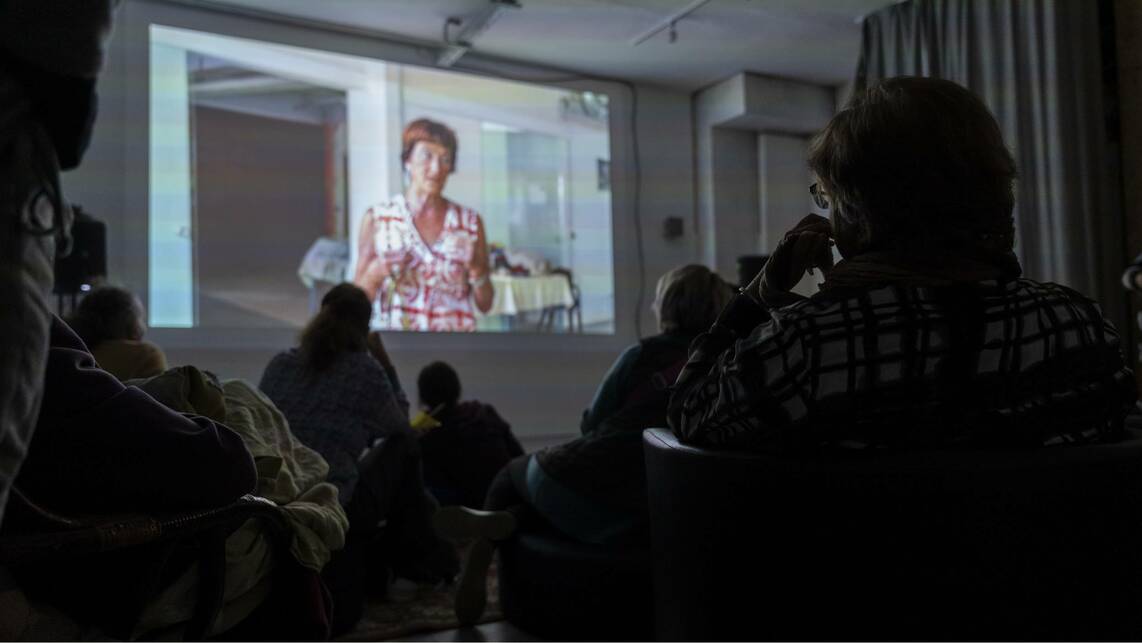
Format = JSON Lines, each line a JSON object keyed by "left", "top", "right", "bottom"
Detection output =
{"left": 189, "top": 0, "right": 900, "bottom": 89}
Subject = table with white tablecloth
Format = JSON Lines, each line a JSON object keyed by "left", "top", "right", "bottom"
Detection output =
{"left": 483, "top": 273, "right": 575, "bottom": 317}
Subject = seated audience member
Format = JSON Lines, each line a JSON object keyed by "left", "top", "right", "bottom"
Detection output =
{"left": 435, "top": 264, "right": 732, "bottom": 624}
{"left": 127, "top": 366, "right": 347, "bottom": 639}
{"left": 14, "top": 324, "right": 255, "bottom": 516}
{"left": 9, "top": 318, "right": 258, "bottom": 614}
{"left": 0, "top": 0, "right": 116, "bottom": 535}
{"left": 415, "top": 361, "right": 523, "bottom": 508}
{"left": 0, "top": 3, "right": 257, "bottom": 637}
{"left": 669, "top": 76, "right": 1137, "bottom": 451}
{"left": 67, "top": 285, "right": 167, "bottom": 381}
{"left": 259, "top": 283, "right": 458, "bottom": 635}
{"left": 581, "top": 264, "right": 732, "bottom": 436}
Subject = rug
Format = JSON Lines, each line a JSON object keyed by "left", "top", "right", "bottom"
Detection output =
{"left": 336, "top": 543, "right": 503, "bottom": 642}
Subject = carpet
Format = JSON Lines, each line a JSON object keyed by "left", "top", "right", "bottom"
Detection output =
{"left": 336, "top": 545, "right": 503, "bottom": 642}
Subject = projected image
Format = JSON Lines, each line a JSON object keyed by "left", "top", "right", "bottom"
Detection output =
{"left": 149, "top": 25, "right": 615, "bottom": 333}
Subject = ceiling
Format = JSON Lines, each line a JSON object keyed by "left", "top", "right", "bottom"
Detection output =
{"left": 193, "top": 0, "right": 898, "bottom": 91}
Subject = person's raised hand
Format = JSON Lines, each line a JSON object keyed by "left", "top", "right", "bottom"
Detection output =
{"left": 747, "top": 213, "right": 835, "bottom": 306}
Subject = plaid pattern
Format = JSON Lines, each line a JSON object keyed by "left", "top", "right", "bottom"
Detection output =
{"left": 668, "top": 279, "right": 1138, "bottom": 450}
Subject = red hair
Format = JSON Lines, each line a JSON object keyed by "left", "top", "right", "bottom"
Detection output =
{"left": 401, "top": 118, "right": 458, "bottom": 173}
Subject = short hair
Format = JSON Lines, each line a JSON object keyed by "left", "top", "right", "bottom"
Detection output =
{"left": 401, "top": 118, "right": 458, "bottom": 173}
{"left": 418, "top": 361, "right": 462, "bottom": 410}
{"left": 68, "top": 285, "right": 142, "bottom": 349}
{"left": 654, "top": 264, "right": 733, "bottom": 335}
{"left": 808, "top": 77, "right": 1017, "bottom": 261}
{"left": 298, "top": 282, "right": 372, "bottom": 371}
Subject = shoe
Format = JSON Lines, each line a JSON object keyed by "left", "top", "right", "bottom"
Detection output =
{"left": 433, "top": 506, "right": 517, "bottom": 542}
{"left": 454, "top": 538, "right": 494, "bottom": 626}
{"left": 433, "top": 507, "right": 517, "bottom": 625}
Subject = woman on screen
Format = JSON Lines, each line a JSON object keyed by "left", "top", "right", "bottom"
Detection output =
{"left": 354, "top": 118, "right": 494, "bottom": 331}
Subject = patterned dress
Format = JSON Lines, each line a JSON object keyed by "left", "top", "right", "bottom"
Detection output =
{"left": 364, "top": 195, "right": 482, "bottom": 332}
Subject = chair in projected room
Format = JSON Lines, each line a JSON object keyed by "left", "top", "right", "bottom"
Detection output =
{"left": 536, "top": 268, "right": 582, "bottom": 333}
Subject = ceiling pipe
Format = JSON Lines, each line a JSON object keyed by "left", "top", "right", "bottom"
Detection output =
{"left": 629, "top": 0, "right": 713, "bottom": 46}
{"left": 437, "top": 0, "right": 521, "bottom": 68}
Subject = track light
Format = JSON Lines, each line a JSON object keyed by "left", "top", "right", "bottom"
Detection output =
{"left": 437, "top": 0, "right": 521, "bottom": 68}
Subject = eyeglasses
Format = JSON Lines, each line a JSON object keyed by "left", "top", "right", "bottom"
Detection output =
{"left": 809, "top": 183, "right": 829, "bottom": 210}
{"left": 410, "top": 145, "right": 453, "bottom": 169}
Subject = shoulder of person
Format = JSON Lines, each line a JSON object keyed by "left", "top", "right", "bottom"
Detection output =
{"left": 344, "top": 350, "right": 390, "bottom": 378}
{"left": 617, "top": 341, "right": 644, "bottom": 361}
{"left": 1008, "top": 276, "right": 1088, "bottom": 301}
{"left": 137, "top": 339, "right": 166, "bottom": 357}
{"left": 448, "top": 201, "right": 482, "bottom": 231}
{"left": 1007, "top": 277, "right": 1112, "bottom": 321}
{"left": 458, "top": 400, "right": 510, "bottom": 430}
{"left": 368, "top": 196, "right": 409, "bottom": 221}
{"left": 262, "top": 348, "right": 303, "bottom": 377}
{"left": 270, "top": 347, "right": 302, "bottom": 364}
{"left": 638, "top": 333, "right": 691, "bottom": 352}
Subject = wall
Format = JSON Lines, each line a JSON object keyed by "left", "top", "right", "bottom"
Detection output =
{"left": 757, "top": 133, "right": 811, "bottom": 253}
{"left": 709, "top": 128, "right": 760, "bottom": 279}
{"left": 694, "top": 72, "right": 834, "bottom": 280}
{"left": 61, "top": 0, "right": 698, "bottom": 442}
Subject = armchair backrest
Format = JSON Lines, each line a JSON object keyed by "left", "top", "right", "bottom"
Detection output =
{"left": 644, "top": 428, "right": 1142, "bottom": 641}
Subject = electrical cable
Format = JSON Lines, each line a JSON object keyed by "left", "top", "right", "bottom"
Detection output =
{"left": 622, "top": 81, "right": 646, "bottom": 338}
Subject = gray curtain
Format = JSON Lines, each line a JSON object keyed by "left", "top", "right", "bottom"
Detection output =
{"left": 856, "top": 0, "right": 1127, "bottom": 328}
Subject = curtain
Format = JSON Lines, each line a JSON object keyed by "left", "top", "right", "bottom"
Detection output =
{"left": 856, "top": 0, "right": 1128, "bottom": 328}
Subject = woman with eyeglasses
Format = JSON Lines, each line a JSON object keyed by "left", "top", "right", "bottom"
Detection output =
{"left": 353, "top": 118, "right": 494, "bottom": 332}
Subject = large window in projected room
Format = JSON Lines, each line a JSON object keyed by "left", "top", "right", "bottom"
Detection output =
{"left": 149, "top": 25, "right": 615, "bottom": 333}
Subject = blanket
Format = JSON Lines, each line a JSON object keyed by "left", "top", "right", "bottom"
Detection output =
{"left": 128, "top": 366, "right": 347, "bottom": 637}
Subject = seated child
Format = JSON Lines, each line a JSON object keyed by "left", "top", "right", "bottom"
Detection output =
{"left": 414, "top": 361, "right": 523, "bottom": 508}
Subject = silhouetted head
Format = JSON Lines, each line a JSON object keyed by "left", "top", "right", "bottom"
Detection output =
{"left": 418, "top": 361, "right": 462, "bottom": 411}
{"left": 652, "top": 264, "right": 734, "bottom": 335}
{"left": 298, "top": 282, "right": 372, "bottom": 371}
{"left": 68, "top": 285, "right": 145, "bottom": 349}
{"left": 808, "top": 76, "right": 1018, "bottom": 273}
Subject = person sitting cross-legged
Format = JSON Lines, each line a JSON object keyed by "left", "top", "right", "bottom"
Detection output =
{"left": 259, "top": 283, "right": 460, "bottom": 636}
{"left": 415, "top": 361, "right": 523, "bottom": 509}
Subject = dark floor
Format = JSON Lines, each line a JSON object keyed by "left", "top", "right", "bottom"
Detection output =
{"left": 390, "top": 620, "right": 537, "bottom": 641}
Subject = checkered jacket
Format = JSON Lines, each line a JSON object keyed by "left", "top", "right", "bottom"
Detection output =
{"left": 668, "top": 279, "right": 1138, "bottom": 450}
